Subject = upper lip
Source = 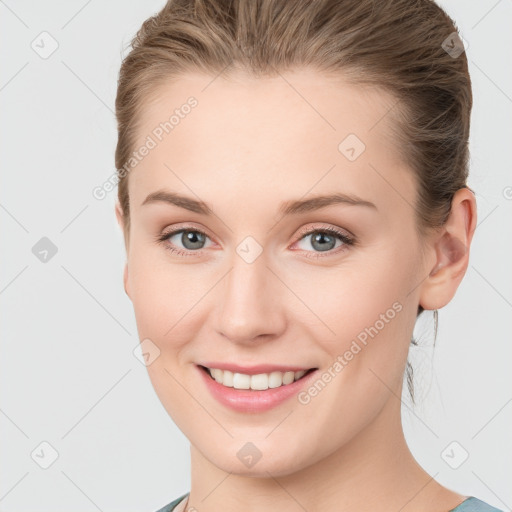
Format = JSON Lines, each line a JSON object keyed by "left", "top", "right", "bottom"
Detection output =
{"left": 198, "top": 362, "right": 317, "bottom": 375}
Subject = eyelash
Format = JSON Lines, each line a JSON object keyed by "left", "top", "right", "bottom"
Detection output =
{"left": 155, "top": 224, "right": 356, "bottom": 259}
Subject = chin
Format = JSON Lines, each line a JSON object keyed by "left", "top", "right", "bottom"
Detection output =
{"left": 199, "top": 441, "right": 313, "bottom": 478}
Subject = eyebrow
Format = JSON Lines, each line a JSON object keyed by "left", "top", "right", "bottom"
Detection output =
{"left": 141, "top": 189, "right": 377, "bottom": 215}
{"left": 142, "top": 190, "right": 214, "bottom": 215}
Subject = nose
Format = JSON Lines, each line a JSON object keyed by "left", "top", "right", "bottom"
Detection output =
{"left": 215, "top": 252, "right": 287, "bottom": 345}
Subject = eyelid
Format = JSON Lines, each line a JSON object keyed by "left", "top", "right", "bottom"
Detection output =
{"left": 158, "top": 222, "right": 352, "bottom": 243}
{"left": 294, "top": 222, "right": 354, "bottom": 241}
{"left": 160, "top": 222, "right": 214, "bottom": 240}
{"left": 289, "top": 223, "right": 355, "bottom": 258}
{"left": 155, "top": 222, "right": 216, "bottom": 251}
{"left": 162, "top": 222, "right": 210, "bottom": 236}
{"left": 156, "top": 222, "right": 355, "bottom": 257}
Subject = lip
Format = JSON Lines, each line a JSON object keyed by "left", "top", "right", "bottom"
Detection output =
{"left": 197, "top": 362, "right": 314, "bottom": 375}
{"left": 196, "top": 364, "right": 319, "bottom": 413}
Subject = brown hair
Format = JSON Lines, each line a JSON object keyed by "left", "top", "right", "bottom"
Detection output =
{"left": 115, "top": 0, "right": 473, "bottom": 403}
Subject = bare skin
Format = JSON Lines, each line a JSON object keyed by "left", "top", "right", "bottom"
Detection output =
{"left": 115, "top": 68, "right": 476, "bottom": 512}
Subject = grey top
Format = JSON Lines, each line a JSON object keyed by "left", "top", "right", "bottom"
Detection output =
{"left": 154, "top": 493, "right": 504, "bottom": 512}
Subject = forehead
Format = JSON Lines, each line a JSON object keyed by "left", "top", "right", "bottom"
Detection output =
{"left": 128, "top": 68, "right": 415, "bottom": 216}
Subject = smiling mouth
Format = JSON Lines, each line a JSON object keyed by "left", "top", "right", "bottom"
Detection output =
{"left": 198, "top": 364, "right": 317, "bottom": 391}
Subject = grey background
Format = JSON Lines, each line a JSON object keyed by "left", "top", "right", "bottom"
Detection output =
{"left": 0, "top": 1, "right": 510, "bottom": 511}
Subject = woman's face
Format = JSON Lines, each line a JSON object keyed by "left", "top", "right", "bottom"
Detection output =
{"left": 117, "top": 69, "right": 434, "bottom": 476}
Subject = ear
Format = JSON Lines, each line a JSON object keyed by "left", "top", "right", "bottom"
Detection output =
{"left": 115, "top": 200, "right": 131, "bottom": 299}
{"left": 419, "top": 187, "right": 477, "bottom": 311}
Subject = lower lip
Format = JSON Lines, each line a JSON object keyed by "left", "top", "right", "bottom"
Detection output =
{"left": 196, "top": 365, "right": 318, "bottom": 413}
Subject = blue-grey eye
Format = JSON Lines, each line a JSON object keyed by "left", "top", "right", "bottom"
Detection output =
{"left": 162, "top": 229, "right": 210, "bottom": 251}
{"left": 297, "top": 231, "right": 343, "bottom": 252}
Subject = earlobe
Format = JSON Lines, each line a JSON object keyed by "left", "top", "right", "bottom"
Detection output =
{"left": 419, "top": 187, "right": 477, "bottom": 310}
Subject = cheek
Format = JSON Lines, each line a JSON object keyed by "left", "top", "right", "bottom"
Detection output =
{"left": 127, "top": 254, "right": 203, "bottom": 424}
{"left": 127, "top": 249, "right": 217, "bottom": 392}
{"left": 287, "top": 247, "right": 417, "bottom": 384}
{"left": 128, "top": 246, "right": 202, "bottom": 335}
{"left": 289, "top": 259, "right": 409, "bottom": 340}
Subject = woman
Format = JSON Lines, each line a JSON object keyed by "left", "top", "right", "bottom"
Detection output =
{"left": 114, "top": 0, "right": 502, "bottom": 511}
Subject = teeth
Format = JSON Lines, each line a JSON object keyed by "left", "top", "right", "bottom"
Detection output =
{"left": 207, "top": 367, "right": 308, "bottom": 390}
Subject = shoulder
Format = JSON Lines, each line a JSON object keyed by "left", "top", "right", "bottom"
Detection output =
{"left": 154, "top": 492, "right": 190, "bottom": 512}
{"left": 450, "top": 496, "right": 505, "bottom": 512}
